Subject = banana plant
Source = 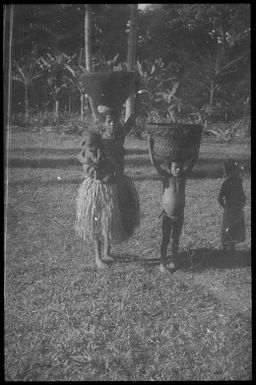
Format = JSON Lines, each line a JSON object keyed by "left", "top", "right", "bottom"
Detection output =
{"left": 63, "top": 63, "right": 91, "bottom": 122}
{"left": 136, "top": 58, "right": 183, "bottom": 120}
{"left": 191, "top": 45, "right": 250, "bottom": 126}
{"left": 12, "top": 58, "right": 42, "bottom": 124}
{"left": 37, "top": 52, "right": 76, "bottom": 122}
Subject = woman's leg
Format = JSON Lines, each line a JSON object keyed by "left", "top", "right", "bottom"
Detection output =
{"left": 103, "top": 242, "right": 114, "bottom": 262}
{"left": 94, "top": 238, "right": 109, "bottom": 269}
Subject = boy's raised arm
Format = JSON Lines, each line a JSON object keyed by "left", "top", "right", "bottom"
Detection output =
{"left": 183, "top": 156, "right": 198, "bottom": 177}
{"left": 148, "top": 134, "right": 169, "bottom": 178}
{"left": 76, "top": 149, "right": 88, "bottom": 164}
{"left": 121, "top": 92, "right": 140, "bottom": 140}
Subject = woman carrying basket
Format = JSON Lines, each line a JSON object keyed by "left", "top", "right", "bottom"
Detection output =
{"left": 99, "top": 98, "right": 141, "bottom": 244}
{"left": 76, "top": 132, "right": 126, "bottom": 269}
{"left": 75, "top": 72, "right": 141, "bottom": 268}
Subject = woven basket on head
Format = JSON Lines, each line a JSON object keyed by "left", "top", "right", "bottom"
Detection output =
{"left": 79, "top": 71, "right": 140, "bottom": 109}
{"left": 146, "top": 122, "right": 203, "bottom": 161}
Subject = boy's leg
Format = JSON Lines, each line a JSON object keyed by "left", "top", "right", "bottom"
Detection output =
{"left": 171, "top": 214, "right": 184, "bottom": 267}
{"left": 103, "top": 242, "right": 114, "bottom": 262}
{"left": 160, "top": 215, "right": 172, "bottom": 272}
{"left": 94, "top": 238, "right": 109, "bottom": 269}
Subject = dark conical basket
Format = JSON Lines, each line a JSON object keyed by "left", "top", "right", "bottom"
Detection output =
{"left": 79, "top": 71, "right": 139, "bottom": 109}
{"left": 146, "top": 122, "right": 203, "bottom": 161}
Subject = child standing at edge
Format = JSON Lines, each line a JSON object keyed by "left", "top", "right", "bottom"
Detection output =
{"left": 148, "top": 134, "right": 198, "bottom": 273}
{"left": 218, "top": 159, "right": 246, "bottom": 253}
{"left": 75, "top": 132, "right": 124, "bottom": 269}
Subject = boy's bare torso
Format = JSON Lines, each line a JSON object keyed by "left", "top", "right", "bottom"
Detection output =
{"left": 162, "top": 176, "right": 186, "bottom": 217}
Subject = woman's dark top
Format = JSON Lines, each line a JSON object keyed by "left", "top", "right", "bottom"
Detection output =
{"left": 102, "top": 134, "right": 126, "bottom": 176}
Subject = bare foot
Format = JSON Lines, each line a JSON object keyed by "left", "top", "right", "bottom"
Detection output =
{"left": 102, "top": 254, "right": 114, "bottom": 262}
{"left": 95, "top": 258, "right": 109, "bottom": 269}
{"left": 159, "top": 264, "right": 169, "bottom": 274}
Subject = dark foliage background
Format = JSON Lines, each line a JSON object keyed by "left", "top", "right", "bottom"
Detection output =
{"left": 4, "top": 4, "right": 250, "bottom": 129}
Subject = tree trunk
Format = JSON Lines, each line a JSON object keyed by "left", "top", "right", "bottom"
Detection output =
{"left": 125, "top": 4, "right": 138, "bottom": 122}
{"left": 3, "top": 5, "right": 9, "bottom": 132}
{"left": 209, "top": 88, "right": 214, "bottom": 107}
{"left": 53, "top": 88, "right": 59, "bottom": 124}
{"left": 80, "top": 93, "right": 84, "bottom": 122}
{"left": 85, "top": 4, "right": 92, "bottom": 71}
{"left": 78, "top": 48, "right": 85, "bottom": 67}
{"left": 24, "top": 83, "right": 29, "bottom": 126}
{"left": 56, "top": 100, "right": 59, "bottom": 120}
{"left": 84, "top": 4, "right": 99, "bottom": 122}
{"left": 4, "top": 4, "right": 14, "bottom": 299}
{"left": 207, "top": 82, "right": 215, "bottom": 127}
{"left": 4, "top": 5, "right": 14, "bottom": 134}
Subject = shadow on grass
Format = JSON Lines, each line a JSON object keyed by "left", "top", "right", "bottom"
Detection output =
{"left": 8, "top": 157, "right": 250, "bottom": 179}
{"left": 10, "top": 147, "right": 148, "bottom": 156}
{"left": 9, "top": 164, "right": 251, "bottom": 187}
{"left": 9, "top": 177, "right": 83, "bottom": 187}
{"left": 111, "top": 253, "right": 141, "bottom": 264}
{"left": 133, "top": 167, "right": 250, "bottom": 181}
{"left": 179, "top": 247, "right": 251, "bottom": 272}
{"left": 128, "top": 157, "right": 250, "bottom": 176}
{"left": 10, "top": 148, "right": 77, "bottom": 156}
{"left": 9, "top": 157, "right": 79, "bottom": 169}
{"left": 140, "top": 248, "right": 251, "bottom": 272}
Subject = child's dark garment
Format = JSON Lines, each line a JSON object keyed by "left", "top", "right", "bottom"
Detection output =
{"left": 218, "top": 176, "right": 246, "bottom": 247}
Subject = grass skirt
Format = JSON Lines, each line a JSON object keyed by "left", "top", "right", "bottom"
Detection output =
{"left": 75, "top": 175, "right": 140, "bottom": 244}
{"left": 221, "top": 207, "right": 246, "bottom": 247}
{"left": 75, "top": 176, "right": 125, "bottom": 243}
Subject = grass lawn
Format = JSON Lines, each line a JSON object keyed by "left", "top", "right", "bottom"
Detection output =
{"left": 5, "top": 129, "right": 251, "bottom": 381}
